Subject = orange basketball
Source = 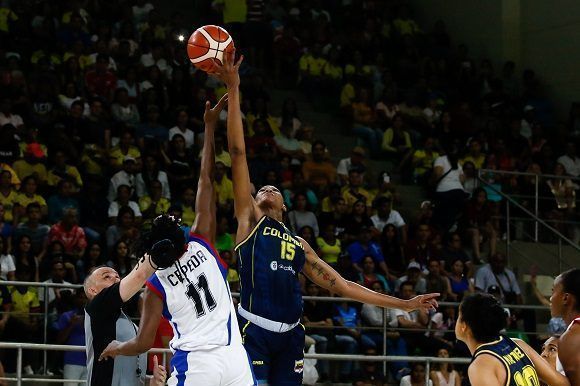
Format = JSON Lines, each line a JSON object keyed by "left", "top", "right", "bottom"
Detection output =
{"left": 187, "top": 25, "right": 235, "bottom": 73}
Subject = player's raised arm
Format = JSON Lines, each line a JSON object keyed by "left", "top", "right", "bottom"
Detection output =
{"left": 298, "top": 237, "right": 439, "bottom": 312}
{"left": 98, "top": 287, "right": 163, "bottom": 360}
{"left": 212, "top": 51, "right": 256, "bottom": 237}
{"left": 191, "top": 94, "right": 228, "bottom": 244}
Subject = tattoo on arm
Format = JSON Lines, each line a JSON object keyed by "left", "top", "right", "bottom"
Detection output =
{"left": 310, "top": 259, "right": 336, "bottom": 287}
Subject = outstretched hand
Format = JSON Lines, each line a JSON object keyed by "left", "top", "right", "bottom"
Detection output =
{"left": 203, "top": 93, "right": 228, "bottom": 128}
{"left": 98, "top": 340, "right": 121, "bottom": 361}
{"left": 211, "top": 49, "right": 244, "bottom": 89}
{"left": 151, "top": 355, "right": 167, "bottom": 386}
{"left": 406, "top": 293, "right": 440, "bottom": 312}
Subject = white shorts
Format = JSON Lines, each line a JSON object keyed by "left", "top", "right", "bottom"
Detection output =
{"left": 167, "top": 343, "right": 256, "bottom": 386}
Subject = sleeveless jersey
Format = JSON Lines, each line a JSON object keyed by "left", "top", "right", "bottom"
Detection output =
{"left": 473, "top": 336, "right": 539, "bottom": 386}
{"left": 556, "top": 316, "right": 580, "bottom": 375}
{"left": 146, "top": 233, "right": 241, "bottom": 352}
{"left": 235, "top": 216, "right": 306, "bottom": 324}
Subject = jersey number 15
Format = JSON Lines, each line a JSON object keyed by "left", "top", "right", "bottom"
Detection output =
{"left": 281, "top": 241, "right": 296, "bottom": 261}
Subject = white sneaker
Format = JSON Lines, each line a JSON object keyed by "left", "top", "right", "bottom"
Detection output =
{"left": 23, "top": 365, "right": 33, "bottom": 375}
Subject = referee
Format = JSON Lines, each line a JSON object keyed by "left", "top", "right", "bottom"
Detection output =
{"left": 83, "top": 232, "right": 175, "bottom": 386}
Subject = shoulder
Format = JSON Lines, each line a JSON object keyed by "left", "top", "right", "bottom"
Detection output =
{"left": 469, "top": 354, "right": 504, "bottom": 382}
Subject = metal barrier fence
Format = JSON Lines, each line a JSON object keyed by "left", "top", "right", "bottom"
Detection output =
{"left": 0, "top": 280, "right": 552, "bottom": 385}
{"left": 0, "top": 342, "right": 472, "bottom": 386}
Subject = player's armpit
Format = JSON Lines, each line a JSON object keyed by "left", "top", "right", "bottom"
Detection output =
{"left": 468, "top": 356, "right": 504, "bottom": 386}
{"left": 558, "top": 328, "right": 580, "bottom": 386}
{"left": 513, "top": 339, "right": 570, "bottom": 386}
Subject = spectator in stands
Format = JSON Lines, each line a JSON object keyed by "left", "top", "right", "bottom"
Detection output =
{"left": 137, "top": 104, "right": 168, "bottom": 146}
{"left": 344, "top": 200, "right": 374, "bottom": 242}
{"left": 215, "top": 215, "right": 234, "bottom": 253}
{"left": 47, "top": 149, "right": 83, "bottom": 190}
{"left": 85, "top": 54, "right": 117, "bottom": 101}
{"left": 380, "top": 224, "right": 406, "bottom": 276}
{"left": 405, "top": 223, "right": 437, "bottom": 270}
{"left": 382, "top": 113, "right": 413, "bottom": 175}
{"left": 556, "top": 141, "right": 580, "bottom": 177}
{"left": 318, "top": 197, "right": 348, "bottom": 240}
{"left": 425, "top": 260, "right": 451, "bottom": 301}
{"left": 342, "top": 168, "right": 373, "bottom": 210}
{"left": 462, "top": 187, "right": 497, "bottom": 262}
{"left": 288, "top": 192, "right": 319, "bottom": 236}
{"left": 55, "top": 289, "right": 87, "bottom": 385}
{"left": 333, "top": 300, "right": 374, "bottom": 381}
{"left": 430, "top": 347, "right": 460, "bottom": 386}
{"left": 347, "top": 226, "right": 389, "bottom": 277}
{"left": 106, "top": 239, "right": 132, "bottom": 277}
{"left": 108, "top": 185, "right": 141, "bottom": 224}
{"left": 371, "top": 196, "right": 407, "bottom": 242}
{"left": 302, "top": 140, "right": 336, "bottom": 192}
{"left": 139, "top": 180, "right": 170, "bottom": 220}
{"left": 352, "top": 348, "right": 386, "bottom": 386}
{"left": 461, "top": 139, "right": 486, "bottom": 170}
{"left": 352, "top": 88, "right": 382, "bottom": 157}
{"left": 391, "top": 281, "right": 430, "bottom": 356}
{"left": 0, "top": 236, "right": 15, "bottom": 281}
{"left": 0, "top": 206, "right": 13, "bottom": 253}
{"left": 48, "top": 208, "right": 87, "bottom": 263}
{"left": 107, "top": 157, "right": 138, "bottom": 202}
{"left": 0, "top": 98, "right": 24, "bottom": 129}
{"left": 14, "top": 235, "right": 39, "bottom": 283}
{"left": 39, "top": 259, "right": 73, "bottom": 327}
{"left": 135, "top": 154, "right": 170, "bottom": 199}
{"left": 0, "top": 170, "right": 19, "bottom": 224}
{"left": 168, "top": 108, "right": 194, "bottom": 149}
{"left": 6, "top": 266, "right": 41, "bottom": 375}
{"left": 109, "top": 129, "right": 141, "bottom": 171}
{"left": 15, "top": 176, "right": 47, "bottom": 220}
{"left": 274, "top": 120, "right": 305, "bottom": 161}
{"left": 303, "top": 281, "right": 332, "bottom": 381}
{"left": 461, "top": 161, "right": 477, "bottom": 197}
{"left": 431, "top": 144, "right": 465, "bottom": 233}
{"left": 214, "top": 161, "right": 234, "bottom": 214}
{"left": 412, "top": 136, "right": 439, "bottom": 185}
{"left": 337, "top": 146, "right": 367, "bottom": 186}
{"left": 82, "top": 243, "right": 103, "bottom": 280}
{"left": 316, "top": 223, "right": 341, "bottom": 265}
{"left": 111, "top": 87, "right": 140, "bottom": 125}
{"left": 395, "top": 263, "right": 427, "bottom": 294}
{"left": 283, "top": 171, "right": 319, "bottom": 210}
{"left": 474, "top": 252, "right": 522, "bottom": 304}
{"left": 161, "top": 133, "right": 196, "bottom": 189}
{"left": 105, "top": 206, "right": 139, "bottom": 250}
{"left": 357, "top": 256, "right": 391, "bottom": 292}
{"left": 178, "top": 187, "right": 196, "bottom": 228}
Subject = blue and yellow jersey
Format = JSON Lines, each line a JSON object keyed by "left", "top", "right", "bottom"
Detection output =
{"left": 473, "top": 336, "right": 539, "bottom": 386}
{"left": 235, "top": 216, "right": 306, "bottom": 324}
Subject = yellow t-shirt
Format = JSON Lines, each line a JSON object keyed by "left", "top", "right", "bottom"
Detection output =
{"left": 316, "top": 237, "right": 341, "bottom": 264}
{"left": 320, "top": 197, "right": 333, "bottom": 213}
{"left": 461, "top": 155, "right": 486, "bottom": 170}
{"left": 182, "top": 205, "right": 196, "bottom": 227}
{"left": 1, "top": 163, "right": 21, "bottom": 187}
{"left": 109, "top": 146, "right": 141, "bottom": 168}
{"left": 0, "top": 189, "right": 19, "bottom": 223}
{"left": 216, "top": 0, "right": 247, "bottom": 24}
{"left": 12, "top": 160, "right": 48, "bottom": 183}
{"left": 10, "top": 287, "right": 40, "bottom": 322}
{"left": 246, "top": 114, "right": 280, "bottom": 137}
{"left": 47, "top": 166, "right": 83, "bottom": 188}
{"left": 227, "top": 268, "right": 239, "bottom": 285}
{"left": 214, "top": 177, "right": 234, "bottom": 206}
{"left": 139, "top": 196, "right": 171, "bottom": 216}
{"left": 299, "top": 54, "right": 328, "bottom": 76}
{"left": 324, "top": 63, "right": 343, "bottom": 80}
{"left": 16, "top": 193, "right": 47, "bottom": 210}
{"left": 342, "top": 186, "right": 374, "bottom": 209}
{"left": 0, "top": 7, "right": 18, "bottom": 32}
{"left": 413, "top": 150, "right": 440, "bottom": 175}
{"left": 340, "top": 83, "right": 356, "bottom": 108}
{"left": 344, "top": 64, "right": 373, "bottom": 76}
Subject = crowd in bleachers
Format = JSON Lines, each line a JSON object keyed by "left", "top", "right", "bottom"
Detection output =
{"left": 0, "top": 0, "right": 575, "bottom": 384}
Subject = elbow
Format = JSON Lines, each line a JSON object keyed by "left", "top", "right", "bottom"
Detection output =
{"left": 229, "top": 146, "right": 246, "bottom": 157}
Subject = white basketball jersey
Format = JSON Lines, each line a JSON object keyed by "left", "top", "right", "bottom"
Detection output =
{"left": 146, "top": 234, "right": 242, "bottom": 352}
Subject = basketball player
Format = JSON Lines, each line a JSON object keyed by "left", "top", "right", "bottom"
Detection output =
{"left": 550, "top": 268, "right": 580, "bottom": 384}
{"left": 98, "top": 96, "right": 256, "bottom": 385}
{"left": 213, "top": 50, "right": 439, "bottom": 385}
{"left": 456, "top": 293, "right": 569, "bottom": 386}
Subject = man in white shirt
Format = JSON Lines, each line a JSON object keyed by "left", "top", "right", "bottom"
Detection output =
{"left": 337, "top": 146, "right": 366, "bottom": 185}
{"left": 0, "top": 98, "right": 24, "bottom": 129}
{"left": 39, "top": 259, "right": 73, "bottom": 321}
{"left": 370, "top": 196, "right": 406, "bottom": 236}
{"left": 557, "top": 141, "right": 580, "bottom": 178}
{"left": 474, "top": 252, "right": 522, "bottom": 304}
{"left": 108, "top": 157, "right": 137, "bottom": 202}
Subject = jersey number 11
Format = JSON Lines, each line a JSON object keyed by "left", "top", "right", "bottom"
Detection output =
{"left": 186, "top": 273, "right": 217, "bottom": 318}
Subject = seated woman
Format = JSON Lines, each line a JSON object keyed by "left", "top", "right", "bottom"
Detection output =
{"left": 288, "top": 192, "right": 319, "bottom": 236}
{"left": 357, "top": 255, "right": 391, "bottom": 292}
{"left": 447, "top": 258, "right": 473, "bottom": 301}
{"left": 351, "top": 88, "right": 382, "bottom": 156}
{"left": 461, "top": 188, "right": 497, "bottom": 262}
{"left": 382, "top": 113, "right": 413, "bottom": 175}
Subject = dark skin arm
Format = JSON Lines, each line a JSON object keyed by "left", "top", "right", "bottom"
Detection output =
{"left": 190, "top": 94, "right": 228, "bottom": 244}
{"left": 514, "top": 338, "right": 570, "bottom": 386}
{"left": 558, "top": 325, "right": 580, "bottom": 386}
{"left": 98, "top": 287, "right": 163, "bottom": 359}
{"left": 212, "top": 51, "right": 260, "bottom": 244}
{"left": 299, "top": 237, "right": 439, "bottom": 312}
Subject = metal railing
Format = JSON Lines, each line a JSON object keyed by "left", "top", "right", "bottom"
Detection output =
{"left": 478, "top": 168, "right": 580, "bottom": 242}
{"left": 0, "top": 342, "right": 472, "bottom": 386}
{"left": 476, "top": 173, "right": 580, "bottom": 273}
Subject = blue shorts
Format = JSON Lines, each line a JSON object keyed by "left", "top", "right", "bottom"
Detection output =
{"left": 240, "top": 317, "right": 305, "bottom": 386}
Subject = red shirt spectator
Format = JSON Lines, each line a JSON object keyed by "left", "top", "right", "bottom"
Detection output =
{"left": 147, "top": 317, "right": 173, "bottom": 372}
{"left": 85, "top": 54, "right": 117, "bottom": 101}
{"left": 48, "top": 208, "right": 87, "bottom": 257}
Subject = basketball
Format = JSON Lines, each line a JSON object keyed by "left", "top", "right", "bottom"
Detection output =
{"left": 187, "top": 25, "right": 235, "bottom": 73}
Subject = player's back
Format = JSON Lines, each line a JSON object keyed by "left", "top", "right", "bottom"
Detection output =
{"left": 235, "top": 216, "right": 306, "bottom": 324}
{"left": 146, "top": 233, "right": 240, "bottom": 351}
{"left": 473, "top": 335, "right": 539, "bottom": 386}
